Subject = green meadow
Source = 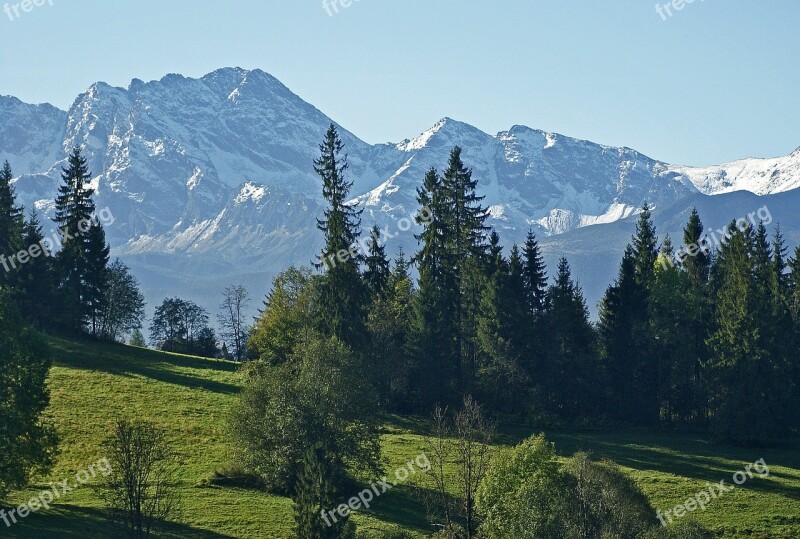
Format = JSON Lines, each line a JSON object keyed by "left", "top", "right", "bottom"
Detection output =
{"left": 4, "top": 337, "right": 799, "bottom": 538}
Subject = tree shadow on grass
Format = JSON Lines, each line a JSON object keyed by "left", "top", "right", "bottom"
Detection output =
{"left": 3, "top": 504, "right": 234, "bottom": 538}
{"left": 354, "top": 483, "right": 444, "bottom": 535}
{"left": 545, "top": 430, "right": 800, "bottom": 501}
{"left": 48, "top": 336, "right": 241, "bottom": 394}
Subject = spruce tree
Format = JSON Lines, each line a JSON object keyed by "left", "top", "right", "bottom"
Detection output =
{"left": 541, "top": 258, "right": 598, "bottom": 421}
{"left": 0, "top": 160, "right": 24, "bottom": 290}
{"left": 681, "top": 207, "right": 710, "bottom": 289}
{"left": 598, "top": 246, "right": 653, "bottom": 424}
{"left": 16, "top": 211, "right": 55, "bottom": 329}
{"left": 522, "top": 230, "right": 548, "bottom": 319}
{"left": 85, "top": 222, "right": 111, "bottom": 336}
{"left": 707, "top": 221, "right": 794, "bottom": 442}
{"left": 476, "top": 242, "right": 528, "bottom": 414}
{"left": 314, "top": 124, "right": 366, "bottom": 349}
{"left": 363, "top": 225, "right": 390, "bottom": 299}
{"left": 293, "top": 443, "right": 354, "bottom": 539}
{"left": 632, "top": 203, "right": 659, "bottom": 289}
{"left": 440, "top": 147, "right": 489, "bottom": 396}
{"left": 54, "top": 147, "right": 97, "bottom": 333}
{"left": 410, "top": 167, "right": 459, "bottom": 407}
{"left": 650, "top": 237, "right": 704, "bottom": 425}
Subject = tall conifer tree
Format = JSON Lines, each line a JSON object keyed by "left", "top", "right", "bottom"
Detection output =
{"left": 0, "top": 160, "right": 24, "bottom": 290}
{"left": 314, "top": 124, "right": 366, "bottom": 349}
{"left": 54, "top": 147, "right": 98, "bottom": 332}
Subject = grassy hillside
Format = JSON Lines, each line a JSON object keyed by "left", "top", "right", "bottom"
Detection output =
{"left": 3, "top": 337, "right": 800, "bottom": 538}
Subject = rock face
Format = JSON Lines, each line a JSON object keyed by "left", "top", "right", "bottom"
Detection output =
{"left": 1, "top": 67, "right": 798, "bottom": 316}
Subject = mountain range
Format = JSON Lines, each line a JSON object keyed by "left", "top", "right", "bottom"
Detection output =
{"left": 2, "top": 67, "right": 798, "bottom": 320}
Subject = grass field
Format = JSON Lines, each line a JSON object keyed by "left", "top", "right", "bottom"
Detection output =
{"left": 3, "top": 336, "right": 799, "bottom": 538}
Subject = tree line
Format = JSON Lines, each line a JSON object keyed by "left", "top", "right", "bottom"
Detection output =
{"left": 234, "top": 124, "right": 731, "bottom": 537}
{"left": 0, "top": 150, "right": 144, "bottom": 339}
{"left": 247, "top": 126, "right": 800, "bottom": 447}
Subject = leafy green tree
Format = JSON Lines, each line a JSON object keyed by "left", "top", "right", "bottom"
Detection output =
{"left": 0, "top": 292, "right": 57, "bottom": 499}
{"left": 563, "top": 452, "right": 656, "bottom": 539}
{"left": 129, "top": 328, "right": 147, "bottom": 348}
{"left": 98, "top": 259, "right": 145, "bottom": 342}
{"left": 477, "top": 434, "right": 569, "bottom": 538}
{"left": 248, "top": 267, "right": 314, "bottom": 365}
{"left": 478, "top": 435, "right": 658, "bottom": 539}
{"left": 229, "top": 334, "right": 381, "bottom": 494}
{"left": 149, "top": 298, "right": 216, "bottom": 357}
{"left": 314, "top": 124, "right": 367, "bottom": 349}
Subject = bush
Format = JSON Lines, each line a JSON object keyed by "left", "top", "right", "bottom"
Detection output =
{"left": 477, "top": 435, "right": 658, "bottom": 539}
{"left": 229, "top": 333, "right": 381, "bottom": 494}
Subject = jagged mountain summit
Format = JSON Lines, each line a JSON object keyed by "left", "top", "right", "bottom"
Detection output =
{"left": 1, "top": 67, "right": 798, "bottom": 315}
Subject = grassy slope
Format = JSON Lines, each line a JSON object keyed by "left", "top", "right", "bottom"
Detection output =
{"left": 3, "top": 337, "right": 799, "bottom": 538}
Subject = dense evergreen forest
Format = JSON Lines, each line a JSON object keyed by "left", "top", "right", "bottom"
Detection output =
{"left": 248, "top": 124, "right": 800, "bottom": 445}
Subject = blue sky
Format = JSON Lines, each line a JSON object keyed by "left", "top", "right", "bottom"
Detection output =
{"left": 0, "top": 0, "right": 797, "bottom": 166}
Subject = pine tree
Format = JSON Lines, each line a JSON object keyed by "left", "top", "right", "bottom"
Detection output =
{"left": 632, "top": 203, "right": 659, "bottom": 289}
{"left": 522, "top": 230, "right": 548, "bottom": 319}
{"left": 54, "top": 147, "right": 97, "bottom": 333}
{"left": 84, "top": 222, "right": 111, "bottom": 337}
{"left": 541, "top": 258, "right": 598, "bottom": 421}
{"left": 16, "top": 211, "right": 55, "bottom": 329}
{"left": 476, "top": 242, "right": 528, "bottom": 414}
{"left": 0, "top": 160, "right": 24, "bottom": 290}
{"left": 650, "top": 237, "right": 705, "bottom": 425}
{"left": 772, "top": 225, "right": 790, "bottom": 300}
{"left": 598, "top": 245, "right": 654, "bottom": 424}
{"left": 681, "top": 207, "right": 710, "bottom": 289}
{"left": 440, "top": 147, "right": 489, "bottom": 395}
{"left": 707, "top": 221, "right": 794, "bottom": 442}
{"left": 314, "top": 124, "right": 367, "bottom": 349}
{"left": 363, "top": 225, "right": 390, "bottom": 299}
{"left": 410, "top": 167, "right": 459, "bottom": 407}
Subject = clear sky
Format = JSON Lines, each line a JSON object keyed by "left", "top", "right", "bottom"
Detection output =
{"left": 0, "top": 0, "right": 797, "bottom": 166}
